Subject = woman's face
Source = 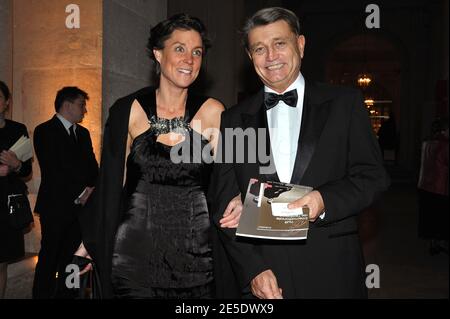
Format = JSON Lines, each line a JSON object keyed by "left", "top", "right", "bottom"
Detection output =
{"left": 154, "top": 29, "right": 203, "bottom": 89}
{"left": 0, "top": 91, "right": 9, "bottom": 115}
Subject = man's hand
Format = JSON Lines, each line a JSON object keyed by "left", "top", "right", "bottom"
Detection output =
{"left": 0, "top": 164, "right": 9, "bottom": 177}
{"left": 251, "top": 269, "right": 283, "bottom": 299}
{"left": 74, "top": 242, "right": 93, "bottom": 275}
{"left": 219, "top": 194, "right": 243, "bottom": 228}
{"left": 78, "top": 186, "right": 95, "bottom": 206}
{"left": 0, "top": 150, "right": 21, "bottom": 171}
{"left": 287, "top": 190, "right": 325, "bottom": 222}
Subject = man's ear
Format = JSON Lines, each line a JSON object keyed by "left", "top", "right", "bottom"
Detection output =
{"left": 246, "top": 49, "right": 253, "bottom": 61}
{"left": 297, "top": 35, "right": 306, "bottom": 59}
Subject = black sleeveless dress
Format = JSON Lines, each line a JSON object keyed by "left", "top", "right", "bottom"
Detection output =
{"left": 111, "top": 93, "right": 214, "bottom": 298}
{"left": 0, "top": 120, "right": 31, "bottom": 263}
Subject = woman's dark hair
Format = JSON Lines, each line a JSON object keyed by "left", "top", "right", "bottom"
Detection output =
{"left": 147, "top": 13, "right": 210, "bottom": 74}
{"left": 0, "top": 80, "right": 11, "bottom": 100}
{"left": 241, "top": 7, "right": 301, "bottom": 50}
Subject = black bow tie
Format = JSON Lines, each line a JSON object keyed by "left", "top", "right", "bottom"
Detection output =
{"left": 264, "top": 89, "right": 298, "bottom": 110}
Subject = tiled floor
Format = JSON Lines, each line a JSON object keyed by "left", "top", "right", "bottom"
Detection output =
{"left": 4, "top": 181, "right": 449, "bottom": 299}
{"left": 4, "top": 270, "right": 34, "bottom": 299}
{"left": 363, "top": 182, "right": 448, "bottom": 298}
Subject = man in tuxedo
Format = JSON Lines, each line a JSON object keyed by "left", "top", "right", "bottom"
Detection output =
{"left": 32, "top": 87, "right": 98, "bottom": 298}
{"left": 209, "top": 7, "right": 390, "bottom": 298}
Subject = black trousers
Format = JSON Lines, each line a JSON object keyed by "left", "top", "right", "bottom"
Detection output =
{"left": 32, "top": 212, "right": 81, "bottom": 299}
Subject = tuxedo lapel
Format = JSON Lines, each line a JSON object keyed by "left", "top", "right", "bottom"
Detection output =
{"left": 240, "top": 90, "right": 265, "bottom": 130}
{"left": 51, "top": 116, "right": 86, "bottom": 153}
{"left": 240, "top": 90, "right": 279, "bottom": 183}
{"left": 291, "top": 82, "right": 332, "bottom": 184}
{"left": 51, "top": 116, "right": 73, "bottom": 144}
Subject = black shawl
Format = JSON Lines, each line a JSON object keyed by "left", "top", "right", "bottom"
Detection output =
{"left": 79, "top": 87, "right": 152, "bottom": 298}
{"left": 79, "top": 86, "right": 208, "bottom": 298}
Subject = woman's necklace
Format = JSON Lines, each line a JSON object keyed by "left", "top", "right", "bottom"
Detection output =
{"left": 148, "top": 115, "right": 191, "bottom": 136}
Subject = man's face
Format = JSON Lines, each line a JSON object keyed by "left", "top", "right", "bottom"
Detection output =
{"left": 67, "top": 96, "right": 87, "bottom": 123}
{"left": 247, "top": 20, "right": 305, "bottom": 93}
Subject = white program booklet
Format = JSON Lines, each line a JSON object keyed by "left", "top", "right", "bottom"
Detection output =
{"left": 9, "top": 135, "right": 33, "bottom": 162}
{"left": 236, "top": 179, "right": 313, "bottom": 240}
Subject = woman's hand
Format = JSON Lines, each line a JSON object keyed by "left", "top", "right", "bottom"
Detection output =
{"left": 220, "top": 194, "right": 243, "bottom": 228}
{"left": 0, "top": 164, "right": 9, "bottom": 177}
{"left": 0, "top": 150, "right": 21, "bottom": 171}
{"left": 74, "top": 242, "right": 93, "bottom": 275}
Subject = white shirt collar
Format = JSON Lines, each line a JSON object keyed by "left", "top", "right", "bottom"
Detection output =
{"left": 56, "top": 113, "right": 75, "bottom": 132}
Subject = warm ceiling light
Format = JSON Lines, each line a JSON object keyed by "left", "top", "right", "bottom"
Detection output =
{"left": 365, "top": 98, "right": 375, "bottom": 107}
{"left": 357, "top": 73, "right": 372, "bottom": 87}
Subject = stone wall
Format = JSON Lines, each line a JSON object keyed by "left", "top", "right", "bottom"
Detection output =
{"left": 12, "top": 0, "right": 103, "bottom": 180}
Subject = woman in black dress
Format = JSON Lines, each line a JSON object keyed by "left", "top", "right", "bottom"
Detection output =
{"left": 0, "top": 81, "right": 33, "bottom": 298}
{"left": 75, "top": 14, "right": 242, "bottom": 298}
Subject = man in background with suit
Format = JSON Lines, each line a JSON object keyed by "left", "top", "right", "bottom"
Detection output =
{"left": 209, "top": 7, "right": 390, "bottom": 298}
{"left": 32, "top": 87, "right": 98, "bottom": 298}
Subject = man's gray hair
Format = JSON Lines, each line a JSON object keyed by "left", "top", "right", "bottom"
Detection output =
{"left": 242, "top": 7, "right": 301, "bottom": 50}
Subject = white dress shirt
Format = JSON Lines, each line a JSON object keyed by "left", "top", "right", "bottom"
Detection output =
{"left": 56, "top": 113, "right": 77, "bottom": 137}
{"left": 265, "top": 73, "right": 305, "bottom": 183}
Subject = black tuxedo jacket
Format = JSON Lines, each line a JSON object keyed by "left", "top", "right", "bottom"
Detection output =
{"left": 34, "top": 116, "right": 98, "bottom": 220}
{"left": 209, "top": 82, "right": 390, "bottom": 298}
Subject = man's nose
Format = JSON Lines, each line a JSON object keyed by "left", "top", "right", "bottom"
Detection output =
{"left": 266, "top": 47, "right": 278, "bottom": 61}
